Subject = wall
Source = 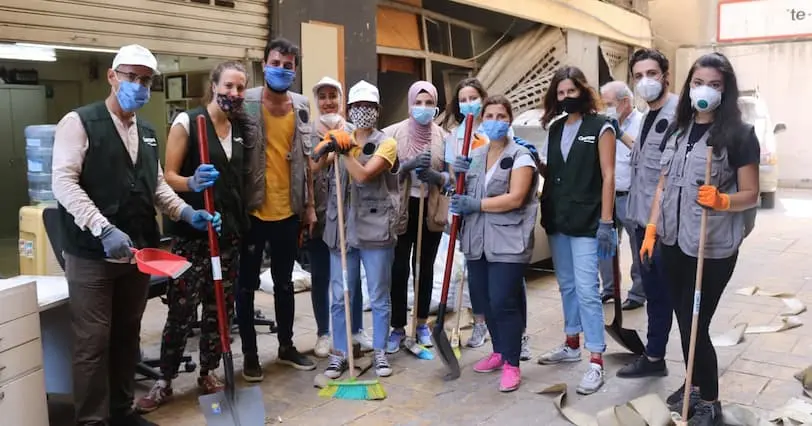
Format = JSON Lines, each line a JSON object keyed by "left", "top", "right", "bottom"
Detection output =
{"left": 676, "top": 41, "right": 812, "bottom": 187}
{"left": 274, "top": 0, "right": 378, "bottom": 91}
{"left": 648, "top": 0, "right": 716, "bottom": 79}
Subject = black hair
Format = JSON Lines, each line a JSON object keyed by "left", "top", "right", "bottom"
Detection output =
{"left": 629, "top": 48, "right": 669, "bottom": 74}
{"left": 674, "top": 52, "right": 742, "bottom": 154}
{"left": 264, "top": 38, "right": 300, "bottom": 65}
{"left": 442, "top": 77, "right": 488, "bottom": 130}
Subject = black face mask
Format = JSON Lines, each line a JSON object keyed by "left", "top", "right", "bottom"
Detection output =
{"left": 560, "top": 95, "right": 587, "bottom": 114}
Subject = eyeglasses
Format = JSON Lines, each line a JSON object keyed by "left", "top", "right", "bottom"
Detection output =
{"left": 115, "top": 70, "right": 154, "bottom": 88}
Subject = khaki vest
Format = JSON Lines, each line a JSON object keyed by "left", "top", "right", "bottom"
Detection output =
{"left": 459, "top": 141, "right": 538, "bottom": 264}
{"left": 627, "top": 94, "right": 679, "bottom": 229}
{"left": 243, "top": 87, "right": 312, "bottom": 217}
{"left": 658, "top": 123, "right": 744, "bottom": 259}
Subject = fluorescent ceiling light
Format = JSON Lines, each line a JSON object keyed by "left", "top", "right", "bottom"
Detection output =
{"left": 0, "top": 44, "right": 56, "bottom": 62}
{"left": 16, "top": 43, "right": 118, "bottom": 54}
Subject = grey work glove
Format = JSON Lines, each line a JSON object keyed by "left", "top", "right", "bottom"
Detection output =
{"left": 452, "top": 155, "right": 471, "bottom": 174}
{"left": 400, "top": 151, "right": 431, "bottom": 174}
{"left": 596, "top": 220, "right": 618, "bottom": 260}
{"left": 416, "top": 167, "right": 445, "bottom": 187}
{"left": 450, "top": 194, "right": 481, "bottom": 216}
{"left": 100, "top": 225, "right": 134, "bottom": 260}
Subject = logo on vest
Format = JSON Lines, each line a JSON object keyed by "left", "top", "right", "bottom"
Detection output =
{"left": 234, "top": 137, "right": 244, "bottom": 146}
{"left": 577, "top": 135, "right": 596, "bottom": 144}
{"left": 142, "top": 137, "right": 157, "bottom": 146}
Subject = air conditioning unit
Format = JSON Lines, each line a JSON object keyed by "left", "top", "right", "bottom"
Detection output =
{"left": 19, "top": 205, "right": 63, "bottom": 276}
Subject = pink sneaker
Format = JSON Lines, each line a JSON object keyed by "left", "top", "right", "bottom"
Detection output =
{"left": 473, "top": 353, "right": 504, "bottom": 373}
{"left": 499, "top": 364, "right": 521, "bottom": 392}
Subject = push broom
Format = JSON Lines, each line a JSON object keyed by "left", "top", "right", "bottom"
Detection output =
{"left": 319, "top": 151, "right": 386, "bottom": 400}
{"left": 401, "top": 182, "right": 434, "bottom": 360}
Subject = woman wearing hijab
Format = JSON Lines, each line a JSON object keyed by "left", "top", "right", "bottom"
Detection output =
{"left": 383, "top": 81, "right": 450, "bottom": 353}
{"left": 308, "top": 76, "right": 371, "bottom": 358}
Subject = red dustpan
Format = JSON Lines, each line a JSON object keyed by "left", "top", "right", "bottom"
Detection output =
{"left": 131, "top": 248, "right": 192, "bottom": 279}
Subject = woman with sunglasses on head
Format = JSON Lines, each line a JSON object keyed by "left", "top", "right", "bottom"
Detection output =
{"left": 450, "top": 95, "right": 538, "bottom": 392}
{"left": 307, "top": 76, "right": 371, "bottom": 358}
{"left": 383, "top": 81, "right": 450, "bottom": 353}
{"left": 536, "top": 65, "right": 617, "bottom": 395}
{"left": 642, "top": 52, "right": 759, "bottom": 426}
{"left": 136, "top": 60, "right": 253, "bottom": 412}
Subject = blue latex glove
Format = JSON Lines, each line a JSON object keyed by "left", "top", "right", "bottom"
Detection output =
{"left": 452, "top": 155, "right": 471, "bottom": 174}
{"left": 609, "top": 118, "right": 624, "bottom": 139}
{"left": 187, "top": 164, "right": 220, "bottom": 192}
{"left": 181, "top": 206, "right": 222, "bottom": 233}
{"left": 596, "top": 220, "right": 618, "bottom": 260}
{"left": 99, "top": 225, "right": 134, "bottom": 260}
{"left": 416, "top": 167, "right": 445, "bottom": 187}
{"left": 450, "top": 194, "right": 481, "bottom": 216}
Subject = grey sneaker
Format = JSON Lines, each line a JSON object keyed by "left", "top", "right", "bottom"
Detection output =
{"left": 373, "top": 350, "right": 392, "bottom": 377}
{"left": 520, "top": 335, "right": 532, "bottom": 361}
{"left": 576, "top": 363, "right": 604, "bottom": 395}
{"left": 466, "top": 322, "right": 489, "bottom": 348}
{"left": 537, "top": 344, "right": 581, "bottom": 365}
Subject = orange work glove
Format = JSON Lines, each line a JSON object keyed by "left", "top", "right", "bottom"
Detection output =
{"left": 327, "top": 129, "right": 354, "bottom": 154}
{"left": 697, "top": 184, "right": 730, "bottom": 211}
{"left": 639, "top": 223, "right": 657, "bottom": 264}
{"left": 471, "top": 132, "right": 488, "bottom": 150}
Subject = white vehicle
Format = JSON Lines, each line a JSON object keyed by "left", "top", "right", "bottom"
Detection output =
{"left": 738, "top": 90, "right": 785, "bottom": 209}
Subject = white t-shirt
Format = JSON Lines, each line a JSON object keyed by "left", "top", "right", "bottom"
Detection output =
{"left": 172, "top": 112, "right": 233, "bottom": 160}
{"left": 615, "top": 109, "right": 643, "bottom": 192}
{"left": 484, "top": 154, "right": 536, "bottom": 186}
{"left": 540, "top": 117, "right": 615, "bottom": 163}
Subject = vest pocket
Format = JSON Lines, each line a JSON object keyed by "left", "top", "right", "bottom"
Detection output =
{"left": 691, "top": 205, "right": 735, "bottom": 253}
{"left": 352, "top": 201, "right": 391, "bottom": 243}
{"left": 487, "top": 212, "right": 526, "bottom": 255}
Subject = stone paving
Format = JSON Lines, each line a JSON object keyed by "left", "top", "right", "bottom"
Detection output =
{"left": 137, "top": 189, "right": 812, "bottom": 425}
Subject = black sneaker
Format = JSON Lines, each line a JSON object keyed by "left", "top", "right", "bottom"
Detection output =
{"left": 278, "top": 345, "right": 316, "bottom": 371}
{"left": 621, "top": 299, "right": 645, "bottom": 310}
{"left": 601, "top": 294, "right": 614, "bottom": 304}
{"left": 242, "top": 353, "right": 264, "bottom": 382}
{"left": 324, "top": 353, "right": 348, "bottom": 379}
{"left": 668, "top": 385, "right": 702, "bottom": 418}
{"left": 111, "top": 413, "right": 159, "bottom": 426}
{"left": 687, "top": 400, "right": 723, "bottom": 426}
{"left": 616, "top": 355, "right": 668, "bottom": 378}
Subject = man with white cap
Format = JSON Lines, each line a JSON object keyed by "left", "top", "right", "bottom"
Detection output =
{"left": 52, "top": 44, "right": 220, "bottom": 426}
{"left": 311, "top": 80, "right": 400, "bottom": 379}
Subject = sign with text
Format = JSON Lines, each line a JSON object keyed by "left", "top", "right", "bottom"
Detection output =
{"left": 718, "top": 0, "right": 812, "bottom": 42}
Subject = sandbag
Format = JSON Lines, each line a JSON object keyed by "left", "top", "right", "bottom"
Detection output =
{"left": 259, "top": 261, "right": 312, "bottom": 294}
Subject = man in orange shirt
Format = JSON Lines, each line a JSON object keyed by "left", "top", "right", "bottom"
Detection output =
{"left": 239, "top": 38, "right": 317, "bottom": 380}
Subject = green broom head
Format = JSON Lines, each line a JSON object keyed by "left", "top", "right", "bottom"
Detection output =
{"left": 453, "top": 346, "right": 461, "bottom": 360}
{"left": 318, "top": 379, "right": 386, "bottom": 400}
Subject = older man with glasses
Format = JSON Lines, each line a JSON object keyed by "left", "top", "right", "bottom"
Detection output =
{"left": 52, "top": 44, "right": 220, "bottom": 426}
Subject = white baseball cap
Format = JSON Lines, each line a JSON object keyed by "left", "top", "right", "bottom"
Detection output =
{"left": 112, "top": 44, "right": 159, "bottom": 74}
{"left": 347, "top": 80, "right": 379, "bottom": 105}
{"left": 312, "top": 76, "right": 343, "bottom": 99}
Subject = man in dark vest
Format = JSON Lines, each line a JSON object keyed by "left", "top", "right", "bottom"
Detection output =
{"left": 51, "top": 44, "right": 221, "bottom": 426}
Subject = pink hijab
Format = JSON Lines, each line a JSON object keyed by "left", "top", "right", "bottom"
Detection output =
{"left": 401, "top": 81, "right": 438, "bottom": 160}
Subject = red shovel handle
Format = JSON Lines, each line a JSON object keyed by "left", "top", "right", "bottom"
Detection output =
{"left": 196, "top": 114, "right": 230, "bottom": 352}
{"left": 439, "top": 113, "right": 475, "bottom": 305}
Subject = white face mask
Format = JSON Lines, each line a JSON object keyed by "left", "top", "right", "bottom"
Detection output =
{"left": 319, "top": 113, "right": 343, "bottom": 129}
{"left": 690, "top": 85, "right": 722, "bottom": 113}
{"left": 636, "top": 77, "right": 663, "bottom": 102}
{"left": 604, "top": 106, "right": 618, "bottom": 120}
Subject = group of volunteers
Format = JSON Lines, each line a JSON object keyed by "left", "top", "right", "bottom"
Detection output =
{"left": 50, "top": 34, "right": 758, "bottom": 426}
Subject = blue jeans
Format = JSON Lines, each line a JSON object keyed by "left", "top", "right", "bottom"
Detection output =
{"left": 469, "top": 273, "right": 528, "bottom": 329}
{"left": 599, "top": 194, "right": 645, "bottom": 302}
{"left": 307, "top": 237, "right": 364, "bottom": 337}
{"left": 634, "top": 226, "right": 673, "bottom": 358}
{"left": 330, "top": 246, "right": 394, "bottom": 354}
{"left": 467, "top": 257, "right": 526, "bottom": 366}
{"left": 548, "top": 233, "right": 606, "bottom": 353}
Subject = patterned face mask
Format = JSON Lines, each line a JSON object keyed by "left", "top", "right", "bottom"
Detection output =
{"left": 348, "top": 105, "right": 379, "bottom": 129}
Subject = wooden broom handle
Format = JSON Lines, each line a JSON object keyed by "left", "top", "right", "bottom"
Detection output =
{"left": 410, "top": 183, "right": 427, "bottom": 339}
{"left": 333, "top": 154, "right": 355, "bottom": 377}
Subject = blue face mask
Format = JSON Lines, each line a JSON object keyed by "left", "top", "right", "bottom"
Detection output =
{"left": 116, "top": 80, "right": 150, "bottom": 112}
{"left": 411, "top": 106, "right": 436, "bottom": 125}
{"left": 264, "top": 65, "right": 295, "bottom": 92}
{"left": 479, "top": 120, "right": 510, "bottom": 141}
{"left": 459, "top": 99, "right": 482, "bottom": 117}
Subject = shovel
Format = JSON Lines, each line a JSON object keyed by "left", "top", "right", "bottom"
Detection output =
{"left": 605, "top": 234, "right": 645, "bottom": 355}
{"left": 432, "top": 113, "right": 474, "bottom": 380}
{"left": 193, "top": 115, "right": 265, "bottom": 426}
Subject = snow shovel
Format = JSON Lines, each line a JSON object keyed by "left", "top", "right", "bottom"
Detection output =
{"left": 605, "top": 233, "right": 645, "bottom": 355}
{"left": 432, "top": 113, "right": 475, "bottom": 380}
{"left": 193, "top": 115, "right": 265, "bottom": 426}
{"left": 130, "top": 248, "right": 192, "bottom": 279}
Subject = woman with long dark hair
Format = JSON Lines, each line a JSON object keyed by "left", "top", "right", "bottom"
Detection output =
{"left": 642, "top": 52, "right": 759, "bottom": 425}
{"left": 136, "top": 60, "right": 257, "bottom": 412}
{"left": 536, "top": 65, "right": 617, "bottom": 395}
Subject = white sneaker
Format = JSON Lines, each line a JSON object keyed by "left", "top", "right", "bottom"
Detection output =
{"left": 537, "top": 344, "right": 582, "bottom": 365}
{"left": 576, "top": 363, "right": 604, "bottom": 395}
{"left": 466, "top": 322, "right": 489, "bottom": 348}
{"left": 314, "top": 335, "right": 330, "bottom": 358}
{"left": 353, "top": 330, "right": 373, "bottom": 352}
{"left": 520, "top": 335, "right": 532, "bottom": 361}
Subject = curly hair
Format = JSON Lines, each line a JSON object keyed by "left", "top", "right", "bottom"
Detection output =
{"left": 540, "top": 66, "right": 602, "bottom": 129}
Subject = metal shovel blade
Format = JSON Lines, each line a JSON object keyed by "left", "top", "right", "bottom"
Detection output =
{"left": 605, "top": 251, "right": 645, "bottom": 355}
{"left": 432, "top": 324, "right": 461, "bottom": 380}
{"left": 198, "top": 386, "right": 265, "bottom": 426}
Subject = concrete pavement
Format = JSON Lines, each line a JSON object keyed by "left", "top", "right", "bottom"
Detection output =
{"left": 137, "top": 189, "right": 812, "bottom": 425}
